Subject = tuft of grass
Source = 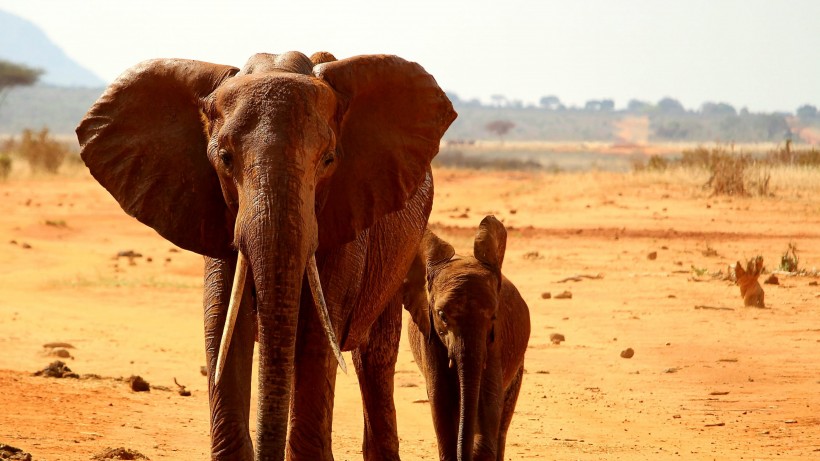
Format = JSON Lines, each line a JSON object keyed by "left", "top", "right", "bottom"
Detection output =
{"left": 779, "top": 242, "right": 799, "bottom": 272}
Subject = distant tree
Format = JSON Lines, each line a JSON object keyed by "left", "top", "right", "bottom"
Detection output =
{"left": 485, "top": 120, "right": 515, "bottom": 142}
{"left": 657, "top": 97, "right": 685, "bottom": 114}
{"left": 796, "top": 104, "right": 817, "bottom": 119}
{"left": 739, "top": 107, "right": 750, "bottom": 116}
{"left": 584, "top": 100, "right": 602, "bottom": 111}
{"left": 600, "top": 99, "right": 615, "bottom": 111}
{"left": 539, "top": 95, "right": 562, "bottom": 110}
{"left": 701, "top": 101, "right": 737, "bottom": 116}
{"left": 490, "top": 94, "right": 508, "bottom": 107}
{"left": 627, "top": 99, "right": 652, "bottom": 112}
{"left": 0, "top": 60, "right": 42, "bottom": 107}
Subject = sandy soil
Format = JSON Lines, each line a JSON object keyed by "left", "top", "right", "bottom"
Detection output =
{"left": 1, "top": 166, "right": 819, "bottom": 460}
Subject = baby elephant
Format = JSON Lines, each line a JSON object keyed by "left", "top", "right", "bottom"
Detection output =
{"left": 403, "top": 216, "right": 531, "bottom": 461}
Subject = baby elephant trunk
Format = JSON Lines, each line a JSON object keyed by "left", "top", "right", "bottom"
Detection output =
{"left": 455, "top": 334, "right": 486, "bottom": 461}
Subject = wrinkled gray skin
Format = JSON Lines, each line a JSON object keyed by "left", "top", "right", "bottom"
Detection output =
{"left": 76, "top": 51, "right": 456, "bottom": 460}
{"left": 403, "top": 216, "right": 530, "bottom": 461}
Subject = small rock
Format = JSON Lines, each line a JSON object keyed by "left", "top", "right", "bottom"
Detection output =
{"left": 21, "top": 243, "right": 31, "bottom": 249}
{"left": 43, "top": 342, "right": 75, "bottom": 349}
{"left": 92, "top": 447, "right": 150, "bottom": 460}
{"left": 554, "top": 291, "right": 572, "bottom": 299}
{"left": 647, "top": 251, "right": 657, "bottom": 260}
{"left": 127, "top": 375, "right": 150, "bottom": 392}
{"left": 49, "top": 348, "right": 72, "bottom": 358}
{"left": 549, "top": 333, "right": 565, "bottom": 345}
{"left": 200, "top": 366, "right": 208, "bottom": 376}
{"left": 0, "top": 443, "right": 32, "bottom": 461}
{"left": 116, "top": 250, "right": 142, "bottom": 258}
{"left": 33, "top": 361, "right": 79, "bottom": 379}
{"left": 808, "top": 281, "right": 818, "bottom": 286}
{"left": 764, "top": 274, "right": 779, "bottom": 285}
{"left": 540, "top": 292, "right": 551, "bottom": 299}
{"left": 784, "top": 419, "right": 797, "bottom": 424}
{"left": 620, "top": 348, "right": 635, "bottom": 359}
{"left": 522, "top": 251, "right": 541, "bottom": 260}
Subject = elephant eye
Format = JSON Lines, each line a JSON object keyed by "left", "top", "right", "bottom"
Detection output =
{"left": 322, "top": 150, "right": 336, "bottom": 168}
{"left": 437, "top": 310, "right": 447, "bottom": 325}
{"left": 218, "top": 149, "right": 233, "bottom": 170}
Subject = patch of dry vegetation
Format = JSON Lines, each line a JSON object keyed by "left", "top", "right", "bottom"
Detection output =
{"left": 0, "top": 128, "right": 79, "bottom": 178}
{"left": 633, "top": 142, "right": 820, "bottom": 197}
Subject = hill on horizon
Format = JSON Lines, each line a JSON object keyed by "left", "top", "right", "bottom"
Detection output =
{"left": 0, "top": 9, "right": 105, "bottom": 87}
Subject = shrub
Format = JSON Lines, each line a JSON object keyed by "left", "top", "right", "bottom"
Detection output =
{"left": 779, "top": 242, "right": 799, "bottom": 272}
{"left": 18, "top": 128, "right": 68, "bottom": 174}
{"left": 703, "top": 148, "right": 750, "bottom": 196}
{"left": 0, "top": 152, "right": 11, "bottom": 180}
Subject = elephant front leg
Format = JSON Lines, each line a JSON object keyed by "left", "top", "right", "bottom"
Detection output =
{"left": 352, "top": 294, "right": 403, "bottom": 461}
{"left": 203, "top": 256, "right": 256, "bottom": 461}
{"left": 286, "top": 284, "right": 338, "bottom": 460}
{"left": 474, "top": 351, "right": 503, "bottom": 461}
{"left": 495, "top": 366, "right": 524, "bottom": 461}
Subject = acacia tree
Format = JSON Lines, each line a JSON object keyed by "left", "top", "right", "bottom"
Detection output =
{"left": 485, "top": 120, "right": 515, "bottom": 143}
{"left": 0, "top": 60, "right": 42, "bottom": 108}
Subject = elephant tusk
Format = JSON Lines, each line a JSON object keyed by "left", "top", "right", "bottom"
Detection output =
{"left": 214, "top": 251, "right": 248, "bottom": 385}
{"left": 306, "top": 254, "right": 348, "bottom": 374}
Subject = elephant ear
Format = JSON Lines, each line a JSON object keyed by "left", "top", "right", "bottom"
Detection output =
{"left": 421, "top": 229, "right": 455, "bottom": 281}
{"left": 314, "top": 55, "right": 457, "bottom": 247}
{"left": 474, "top": 215, "right": 507, "bottom": 285}
{"left": 76, "top": 59, "right": 239, "bottom": 258}
{"left": 402, "top": 251, "right": 431, "bottom": 340}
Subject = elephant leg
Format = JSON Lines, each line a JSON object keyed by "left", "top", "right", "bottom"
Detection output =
{"left": 496, "top": 366, "right": 524, "bottom": 461}
{"left": 425, "top": 354, "right": 459, "bottom": 461}
{"left": 203, "top": 256, "right": 256, "bottom": 461}
{"left": 286, "top": 284, "right": 337, "bottom": 461}
{"left": 352, "top": 294, "right": 403, "bottom": 461}
{"left": 474, "top": 352, "right": 503, "bottom": 461}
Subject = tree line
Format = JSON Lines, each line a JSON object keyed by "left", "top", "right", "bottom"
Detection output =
{"left": 446, "top": 91, "right": 817, "bottom": 120}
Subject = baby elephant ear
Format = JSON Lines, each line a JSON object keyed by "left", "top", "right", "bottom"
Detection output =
{"left": 421, "top": 229, "right": 455, "bottom": 275}
{"left": 402, "top": 252, "right": 432, "bottom": 340}
{"left": 314, "top": 55, "right": 457, "bottom": 247}
{"left": 474, "top": 215, "right": 507, "bottom": 275}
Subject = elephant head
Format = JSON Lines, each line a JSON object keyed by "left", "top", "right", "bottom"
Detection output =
{"left": 76, "top": 51, "right": 456, "bottom": 459}
{"left": 404, "top": 216, "right": 507, "bottom": 460}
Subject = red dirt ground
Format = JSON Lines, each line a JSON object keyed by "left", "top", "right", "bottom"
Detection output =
{"left": 1, "top": 167, "right": 818, "bottom": 460}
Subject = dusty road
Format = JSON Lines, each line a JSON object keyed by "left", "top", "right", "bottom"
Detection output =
{"left": 1, "top": 167, "right": 818, "bottom": 460}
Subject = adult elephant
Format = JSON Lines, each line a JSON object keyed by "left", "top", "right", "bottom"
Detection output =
{"left": 76, "top": 51, "right": 456, "bottom": 461}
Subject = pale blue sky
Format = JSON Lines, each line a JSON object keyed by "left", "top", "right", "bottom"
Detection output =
{"left": 1, "top": 0, "right": 817, "bottom": 112}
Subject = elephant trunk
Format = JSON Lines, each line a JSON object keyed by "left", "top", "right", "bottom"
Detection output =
{"left": 455, "top": 335, "right": 485, "bottom": 461}
{"left": 241, "top": 168, "right": 317, "bottom": 461}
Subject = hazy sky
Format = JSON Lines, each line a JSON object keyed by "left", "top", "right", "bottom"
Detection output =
{"left": 1, "top": 0, "right": 817, "bottom": 112}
